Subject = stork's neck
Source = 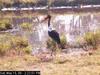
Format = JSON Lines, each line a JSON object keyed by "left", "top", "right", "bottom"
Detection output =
{"left": 48, "top": 17, "right": 51, "bottom": 27}
{"left": 48, "top": 18, "right": 52, "bottom": 32}
{"left": 48, "top": 26, "right": 52, "bottom": 32}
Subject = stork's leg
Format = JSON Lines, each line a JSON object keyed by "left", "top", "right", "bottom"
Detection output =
{"left": 50, "top": 43, "right": 57, "bottom": 56}
{"left": 51, "top": 48, "right": 56, "bottom": 57}
{"left": 58, "top": 44, "right": 61, "bottom": 49}
{"left": 56, "top": 43, "right": 62, "bottom": 54}
{"left": 51, "top": 49, "right": 53, "bottom": 56}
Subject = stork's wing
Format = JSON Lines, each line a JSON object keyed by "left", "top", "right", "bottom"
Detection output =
{"left": 48, "top": 30, "right": 61, "bottom": 44}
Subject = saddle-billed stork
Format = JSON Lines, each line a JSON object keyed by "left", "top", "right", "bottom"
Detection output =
{"left": 42, "top": 15, "right": 62, "bottom": 48}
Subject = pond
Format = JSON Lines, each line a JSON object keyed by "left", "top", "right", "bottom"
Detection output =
{"left": 0, "top": 12, "right": 100, "bottom": 50}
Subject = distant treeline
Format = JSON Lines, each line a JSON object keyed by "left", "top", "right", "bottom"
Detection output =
{"left": 0, "top": 0, "right": 100, "bottom": 9}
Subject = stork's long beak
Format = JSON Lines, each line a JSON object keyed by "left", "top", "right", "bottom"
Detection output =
{"left": 41, "top": 15, "right": 49, "bottom": 22}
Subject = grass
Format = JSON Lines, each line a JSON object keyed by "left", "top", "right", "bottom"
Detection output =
{"left": 20, "top": 23, "right": 32, "bottom": 30}
{"left": 0, "top": 0, "right": 37, "bottom": 5}
{"left": 0, "top": 55, "right": 40, "bottom": 71}
{"left": 0, "top": 47, "right": 100, "bottom": 74}
{"left": 0, "top": 19, "right": 12, "bottom": 31}
{"left": 40, "top": 47, "right": 100, "bottom": 75}
{"left": 76, "top": 30, "right": 100, "bottom": 50}
{"left": 0, "top": 8, "right": 100, "bottom": 74}
{"left": 19, "top": 0, "right": 37, "bottom": 4}
{"left": 0, "top": 34, "right": 32, "bottom": 56}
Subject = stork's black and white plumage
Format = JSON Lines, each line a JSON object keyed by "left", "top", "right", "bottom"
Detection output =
{"left": 43, "top": 15, "right": 61, "bottom": 47}
{"left": 48, "top": 24, "right": 61, "bottom": 45}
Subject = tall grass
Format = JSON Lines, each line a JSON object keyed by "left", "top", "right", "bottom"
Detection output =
{"left": 20, "top": 23, "right": 32, "bottom": 30}
{"left": 0, "top": 19, "right": 12, "bottom": 31}
{"left": 0, "top": 34, "right": 32, "bottom": 56}
{"left": 60, "top": 34, "right": 67, "bottom": 49}
{"left": 76, "top": 29, "right": 100, "bottom": 50}
{"left": 84, "top": 31, "right": 100, "bottom": 49}
{"left": 19, "top": 0, "right": 37, "bottom": 4}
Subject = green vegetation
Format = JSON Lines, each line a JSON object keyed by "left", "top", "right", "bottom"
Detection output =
{"left": 11, "top": 36, "right": 28, "bottom": 48}
{"left": 0, "top": 34, "right": 32, "bottom": 56}
{"left": 76, "top": 30, "right": 100, "bottom": 50}
{"left": 76, "top": 36, "right": 87, "bottom": 49}
{"left": 0, "top": 0, "right": 14, "bottom": 8}
{"left": 22, "top": 46, "right": 32, "bottom": 54}
{"left": 0, "top": 41, "right": 11, "bottom": 55}
{"left": 60, "top": 34, "right": 67, "bottom": 49}
{"left": 20, "top": 23, "right": 32, "bottom": 30}
{"left": 84, "top": 30, "right": 100, "bottom": 49}
{"left": 0, "top": 19, "right": 12, "bottom": 31}
{"left": 19, "top": 0, "right": 37, "bottom": 4}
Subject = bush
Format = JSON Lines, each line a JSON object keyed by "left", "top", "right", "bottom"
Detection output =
{"left": 77, "top": 30, "right": 100, "bottom": 49}
{"left": 11, "top": 36, "right": 32, "bottom": 54}
{"left": 22, "top": 46, "right": 32, "bottom": 54}
{"left": 20, "top": 23, "right": 32, "bottom": 30}
{"left": 76, "top": 30, "right": 100, "bottom": 50}
{"left": 60, "top": 34, "right": 67, "bottom": 49}
{"left": 84, "top": 32, "right": 96, "bottom": 49}
{"left": 0, "top": 19, "right": 12, "bottom": 31}
{"left": 94, "top": 30, "right": 100, "bottom": 45}
{"left": 11, "top": 36, "right": 28, "bottom": 48}
{"left": 0, "top": 41, "right": 11, "bottom": 55}
{"left": 0, "top": 43, "right": 6, "bottom": 55}
{"left": 76, "top": 36, "right": 88, "bottom": 50}
{"left": 0, "top": 34, "right": 32, "bottom": 56}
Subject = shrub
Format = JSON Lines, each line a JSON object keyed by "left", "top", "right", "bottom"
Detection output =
{"left": 11, "top": 36, "right": 28, "bottom": 48}
{"left": 0, "top": 41, "right": 11, "bottom": 55}
{"left": 0, "top": 43, "right": 6, "bottom": 55}
{"left": 22, "top": 46, "right": 32, "bottom": 54}
{"left": 20, "top": 23, "right": 32, "bottom": 30}
{"left": 0, "top": 19, "right": 12, "bottom": 31}
{"left": 82, "top": 30, "right": 100, "bottom": 49}
{"left": 84, "top": 32, "right": 96, "bottom": 49}
{"left": 0, "top": 34, "right": 32, "bottom": 56}
{"left": 0, "top": 23, "right": 6, "bottom": 30}
{"left": 5, "top": 23, "right": 12, "bottom": 29}
{"left": 11, "top": 36, "right": 32, "bottom": 54}
{"left": 94, "top": 30, "right": 100, "bottom": 45}
{"left": 60, "top": 34, "right": 67, "bottom": 49}
{"left": 76, "top": 36, "right": 88, "bottom": 50}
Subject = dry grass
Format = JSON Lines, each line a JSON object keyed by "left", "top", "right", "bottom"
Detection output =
{"left": 0, "top": 47, "right": 100, "bottom": 75}
{"left": 0, "top": 34, "right": 32, "bottom": 56}
{"left": 41, "top": 47, "right": 100, "bottom": 75}
{"left": 19, "top": 0, "right": 37, "bottom": 3}
{"left": 0, "top": 55, "right": 40, "bottom": 71}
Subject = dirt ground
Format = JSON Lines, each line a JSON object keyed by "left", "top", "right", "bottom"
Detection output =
{"left": 0, "top": 47, "right": 100, "bottom": 75}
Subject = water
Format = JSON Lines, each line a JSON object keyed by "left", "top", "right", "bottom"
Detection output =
{"left": 1, "top": 13, "right": 100, "bottom": 50}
